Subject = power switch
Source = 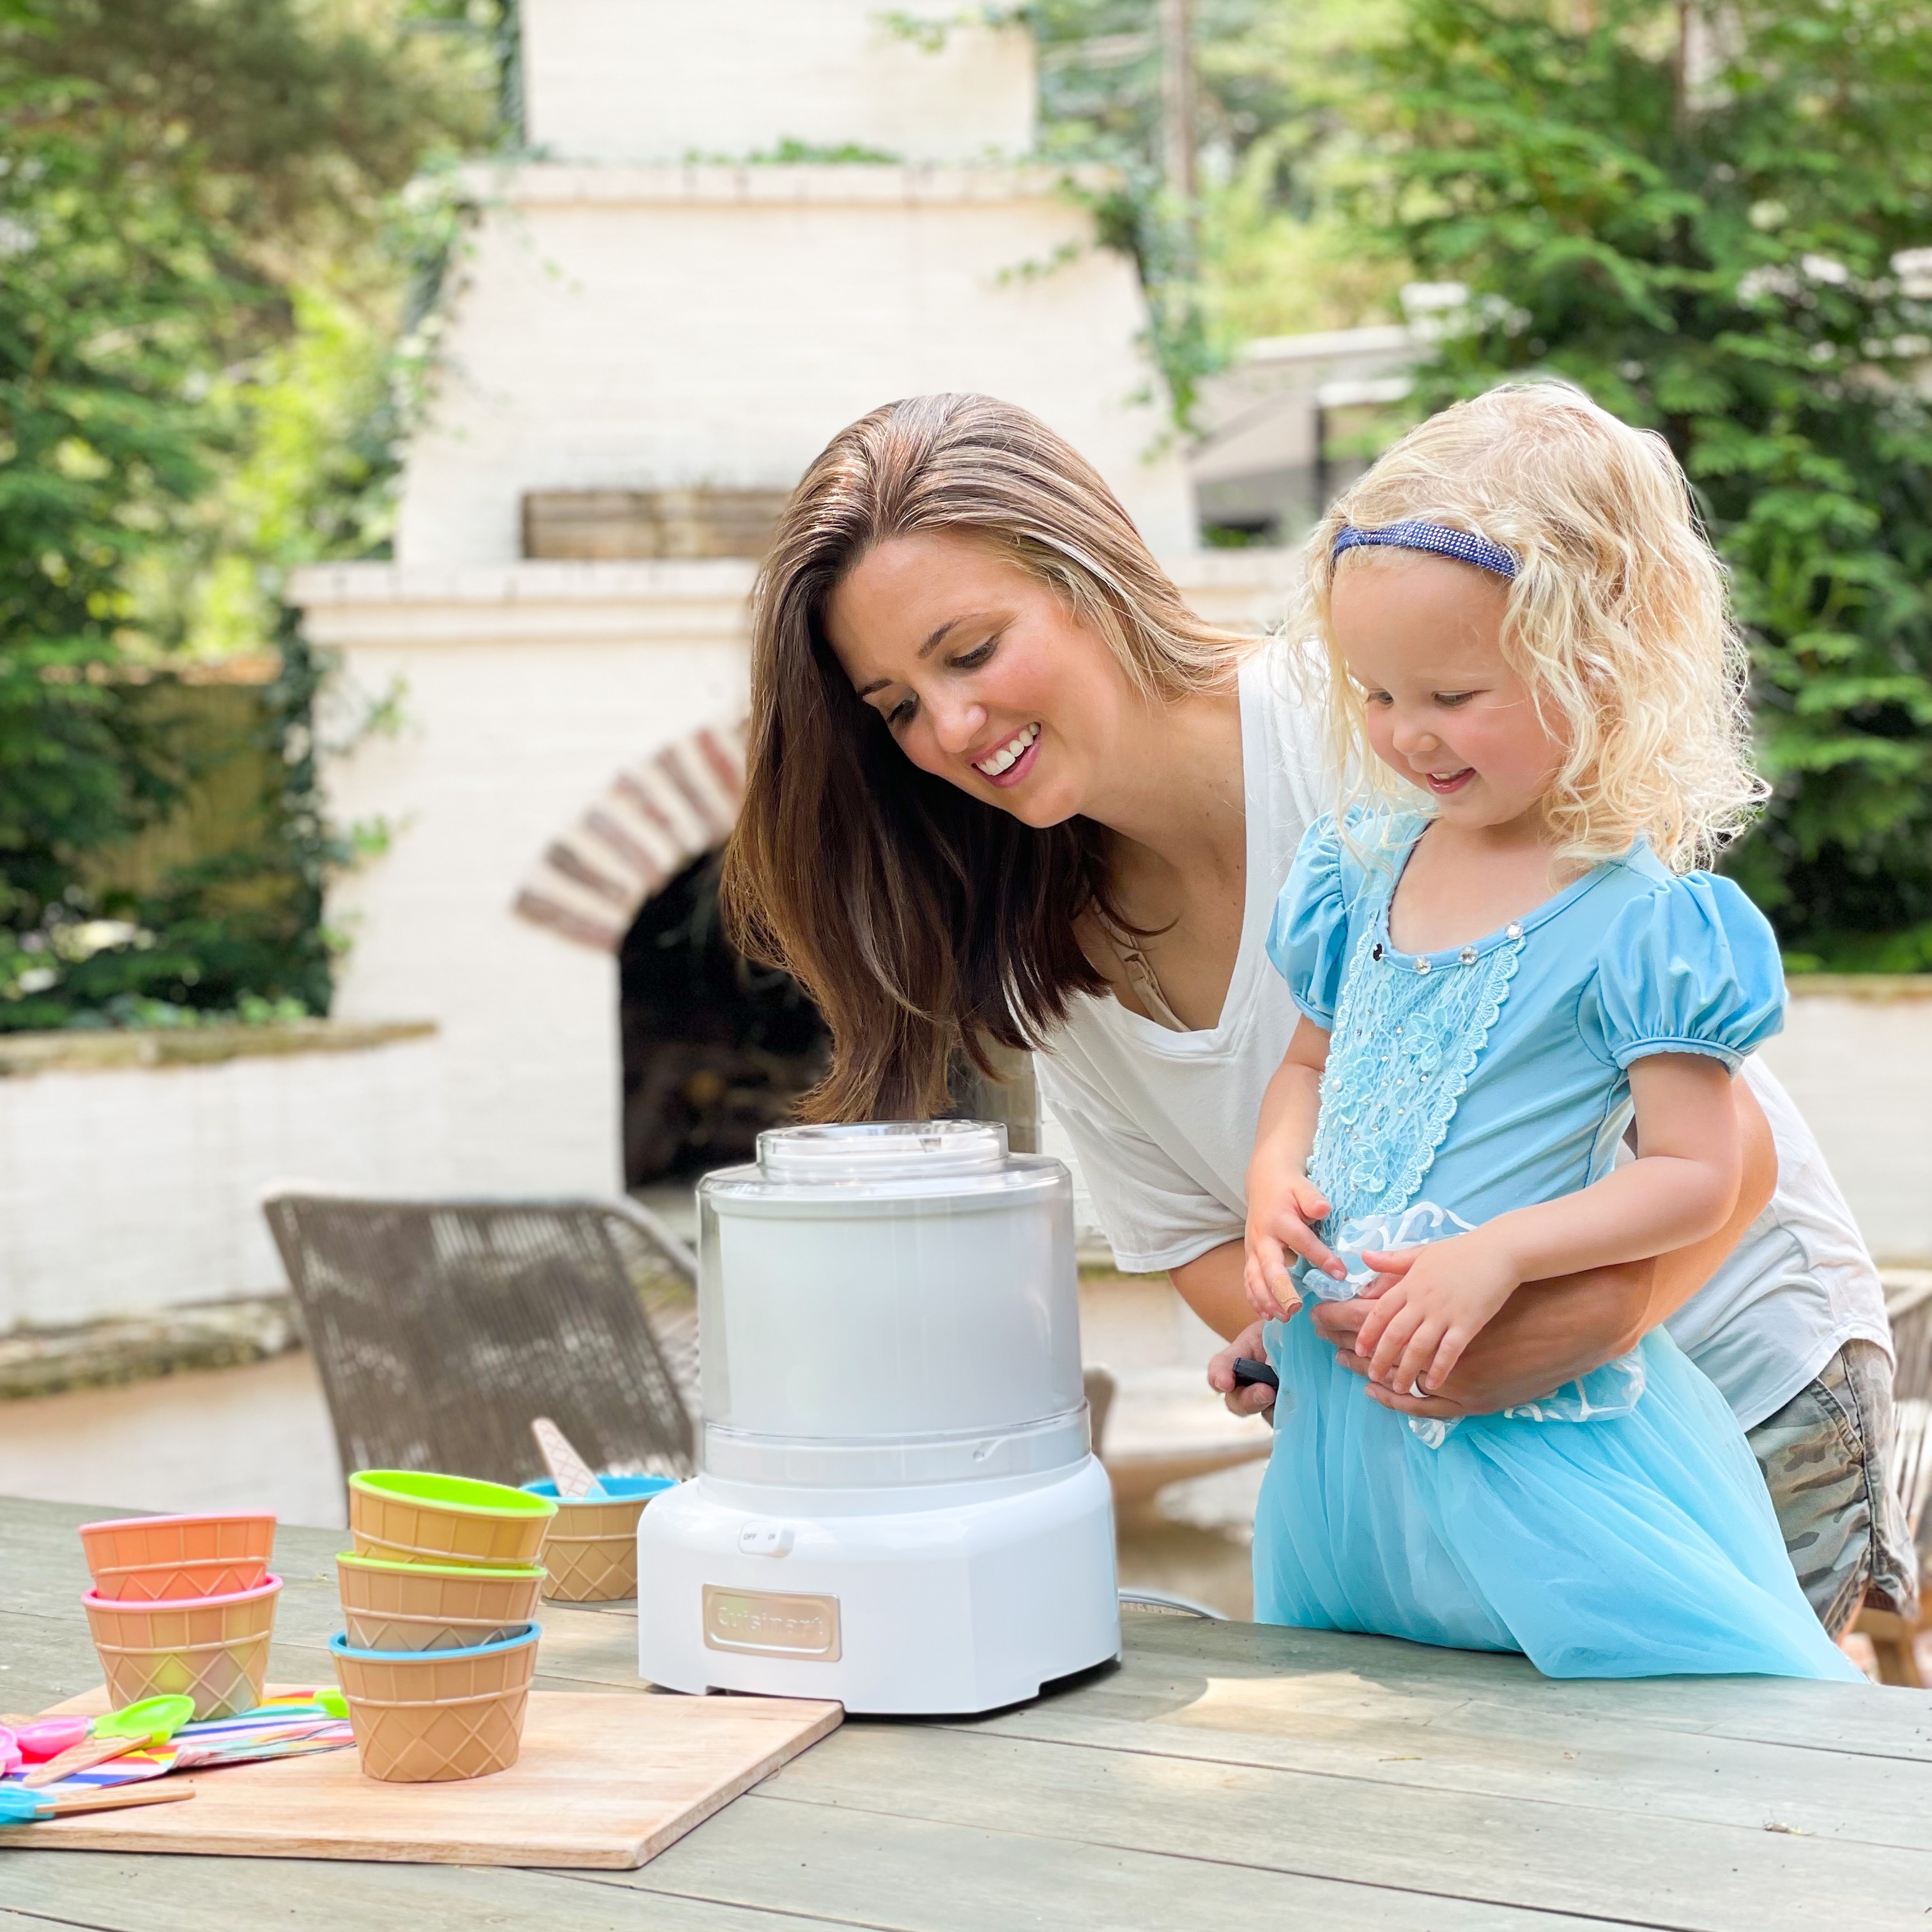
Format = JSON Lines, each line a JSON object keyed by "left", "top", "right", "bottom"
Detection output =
{"left": 737, "top": 1521, "right": 794, "bottom": 1557}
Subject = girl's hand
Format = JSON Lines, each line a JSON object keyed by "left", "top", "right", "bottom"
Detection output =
{"left": 1352, "top": 1234, "right": 1521, "bottom": 1397}
{"left": 1243, "top": 1167, "right": 1342, "bottom": 1321}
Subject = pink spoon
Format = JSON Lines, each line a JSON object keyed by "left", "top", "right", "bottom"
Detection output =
{"left": 14, "top": 1716, "right": 89, "bottom": 1763}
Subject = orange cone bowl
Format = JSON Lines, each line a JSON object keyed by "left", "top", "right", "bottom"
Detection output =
{"left": 79, "top": 1513, "right": 275, "bottom": 1602}
{"left": 521, "top": 1477, "right": 675, "bottom": 1602}
{"left": 82, "top": 1574, "right": 282, "bottom": 1718}
{"left": 347, "top": 1471, "right": 556, "bottom": 1568}
{"left": 336, "top": 1552, "right": 544, "bottom": 1652}
{"left": 330, "top": 1626, "right": 539, "bottom": 1782}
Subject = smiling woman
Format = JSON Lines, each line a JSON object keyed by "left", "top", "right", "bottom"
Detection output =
{"left": 721, "top": 392, "right": 1258, "bottom": 1123}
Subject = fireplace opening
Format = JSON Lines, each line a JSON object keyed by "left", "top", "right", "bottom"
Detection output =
{"left": 619, "top": 852, "right": 830, "bottom": 1186}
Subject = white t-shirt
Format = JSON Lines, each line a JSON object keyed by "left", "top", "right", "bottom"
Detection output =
{"left": 1035, "top": 640, "right": 1891, "bottom": 1431}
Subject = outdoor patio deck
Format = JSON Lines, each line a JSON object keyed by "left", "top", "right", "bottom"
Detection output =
{"left": 4, "top": 1495, "right": 1931, "bottom": 1930}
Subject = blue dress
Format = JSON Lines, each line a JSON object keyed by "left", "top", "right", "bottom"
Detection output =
{"left": 1253, "top": 813, "right": 1862, "bottom": 1681}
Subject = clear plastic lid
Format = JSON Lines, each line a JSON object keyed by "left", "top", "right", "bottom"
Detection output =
{"left": 757, "top": 1120, "right": 1004, "bottom": 1181}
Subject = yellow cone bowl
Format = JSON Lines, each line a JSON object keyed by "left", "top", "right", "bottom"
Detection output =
{"left": 335, "top": 1552, "right": 544, "bottom": 1649}
{"left": 347, "top": 1471, "right": 555, "bottom": 1568}
{"left": 539, "top": 1503, "right": 646, "bottom": 1603}
{"left": 82, "top": 1574, "right": 282, "bottom": 1719}
{"left": 523, "top": 1478, "right": 675, "bottom": 1603}
{"left": 92, "top": 1628, "right": 273, "bottom": 1719}
{"left": 331, "top": 1627, "right": 539, "bottom": 1783}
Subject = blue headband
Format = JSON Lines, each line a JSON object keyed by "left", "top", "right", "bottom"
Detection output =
{"left": 1332, "top": 519, "right": 1519, "bottom": 581}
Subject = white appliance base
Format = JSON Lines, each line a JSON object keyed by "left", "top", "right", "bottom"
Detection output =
{"left": 635, "top": 1455, "right": 1120, "bottom": 1714}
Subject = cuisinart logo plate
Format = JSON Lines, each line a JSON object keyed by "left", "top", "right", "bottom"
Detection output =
{"left": 702, "top": 1584, "right": 842, "bottom": 1661}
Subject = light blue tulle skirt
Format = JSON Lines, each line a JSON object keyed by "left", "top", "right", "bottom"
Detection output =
{"left": 1254, "top": 1310, "right": 1864, "bottom": 1680}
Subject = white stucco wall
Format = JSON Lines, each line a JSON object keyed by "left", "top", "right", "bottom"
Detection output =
{"left": 299, "top": 562, "right": 760, "bottom": 1198}
{"left": 0, "top": 1029, "right": 450, "bottom": 1328}
{"left": 520, "top": 0, "right": 1036, "bottom": 165}
{"left": 1759, "top": 980, "right": 1932, "bottom": 1265}
{"left": 397, "top": 166, "right": 1194, "bottom": 565}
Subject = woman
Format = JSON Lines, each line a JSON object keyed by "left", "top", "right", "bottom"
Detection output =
{"left": 721, "top": 391, "right": 1912, "bottom": 1639}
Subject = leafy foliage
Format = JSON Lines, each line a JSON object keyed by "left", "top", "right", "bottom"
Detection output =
{"left": 1021, "top": 0, "right": 1404, "bottom": 410}
{"left": 0, "top": 0, "right": 494, "bottom": 1027}
{"left": 1358, "top": 0, "right": 1932, "bottom": 960}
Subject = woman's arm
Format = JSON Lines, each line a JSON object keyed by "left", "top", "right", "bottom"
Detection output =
{"left": 1353, "top": 1056, "right": 1751, "bottom": 1397}
{"left": 1338, "top": 1072, "right": 1775, "bottom": 1416}
{"left": 1174, "top": 1241, "right": 1257, "bottom": 1343}
{"left": 1213, "top": 1073, "right": 1775, "bottom": 1418}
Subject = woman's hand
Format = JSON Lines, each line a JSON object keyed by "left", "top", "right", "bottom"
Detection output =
{"left": 1242, "top": 1158, "right": 1340, "bottom": 1321}
{"left": 1351, "top": 1232, "right": 1522, "bottom": 1397}
{"left": 1207, "top": 1321, "right": 1278, "bottom": 1420}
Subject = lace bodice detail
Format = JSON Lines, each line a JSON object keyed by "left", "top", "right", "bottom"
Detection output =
{"left": 1307, "top": 917, "right": 1525, "bottom": 1231}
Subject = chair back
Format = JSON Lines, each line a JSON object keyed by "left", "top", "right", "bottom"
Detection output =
{"left": 263, "top": 1191, "right": 697, "bottom": 1488}
{"left": 1885, "top": 1276, "right": 1932, "bottom": 1543}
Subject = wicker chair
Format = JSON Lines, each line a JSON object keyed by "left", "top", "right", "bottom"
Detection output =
{"left": 263, "top": 1190, "right": 698, "bottom": 1491}
{"left": 1854, "top": 1276, "right": 1932, "bottom": 1685}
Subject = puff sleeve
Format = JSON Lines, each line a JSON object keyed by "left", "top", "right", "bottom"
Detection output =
{"left": 1265, "top": 814, "right": 1353, "bottom": 1027}
{"left": 1596, "top": 872, "right": 1786, "bottom": 1071}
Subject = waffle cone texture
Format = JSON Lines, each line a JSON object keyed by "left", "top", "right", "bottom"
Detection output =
{"left": 348, "top": 1472, "right": 554, "bottom": 1568}
{"left": 79, "top": 1513, "right": 275, "bottom": 1602}
{"left": 84, "top": 1575, "right": 281, "bottom": 1719}
{"left": 331, "top": 1627, "right": 539, "bottom": 1782}
{"left": 538, "top": 1494, "right": 650, "bottom": 1602}
{"left": 337, "top": 1554, "right": 542, "bottom": 1652}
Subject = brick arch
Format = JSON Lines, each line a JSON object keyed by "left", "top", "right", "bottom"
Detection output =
{"left": 512, "top": 717, "right": 747, "bottom": 951}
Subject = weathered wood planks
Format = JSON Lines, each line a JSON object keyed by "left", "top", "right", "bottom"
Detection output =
{"left": 6, "top": 1492, "right": 1932, "bottom": 1931}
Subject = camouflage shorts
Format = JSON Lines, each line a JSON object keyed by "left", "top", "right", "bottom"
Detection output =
{"left": 1745, "top": 1338, "right": 1919, "bottom": 1637}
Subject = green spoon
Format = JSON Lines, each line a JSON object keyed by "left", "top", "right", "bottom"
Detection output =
{"left": 21, "top": 1695, "right": 196, "bottom": 1788}
{"left": 94, "top": 1695, "right": 196, "bottom": 1742}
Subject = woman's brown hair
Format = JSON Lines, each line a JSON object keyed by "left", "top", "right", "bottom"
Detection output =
{"left": 721, "top": 392, "right": 1251, "bottom": 1121}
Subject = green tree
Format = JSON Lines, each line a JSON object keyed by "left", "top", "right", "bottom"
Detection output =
{"left": 1023, "top": 0, "right": 1402, "bottom": 411}
{"left": 1360, "top": 0, "right": 1932, "bottom": 962}
{"left": 0, "top": 0, "right": 493, "bottom": 1027}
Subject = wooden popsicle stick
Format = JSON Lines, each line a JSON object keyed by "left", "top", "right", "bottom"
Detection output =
{"left": 21, "top": 1734, "right": 141, "bottom": 1789}
{"left": 41, "top": 1784, "right": 197, "bottom": 1818}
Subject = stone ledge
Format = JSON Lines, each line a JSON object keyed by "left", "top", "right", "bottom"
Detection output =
{"left": 0, "top": 1296, "right": 303, "bottom": 1402}
{"left": 467, "top": 159, "right": 1120, "bottom": 210}
{"left": 1785, "top": 974, "right": 1932, "bottom": 1000}
{"left": 0, "top": 1019, "right": 436, "bottom": 1079}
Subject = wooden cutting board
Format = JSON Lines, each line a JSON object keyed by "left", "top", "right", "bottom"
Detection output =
{"left": 8, "top": 1684, "right": 841, "bottom": 1869}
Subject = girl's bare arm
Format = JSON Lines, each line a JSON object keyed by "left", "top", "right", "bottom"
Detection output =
{"left": 1241, "top": 1016, "right": 1344, "bottom": 1317}
{"left": 1354, "top": 1055, "right": 1744, "bottom": 1397}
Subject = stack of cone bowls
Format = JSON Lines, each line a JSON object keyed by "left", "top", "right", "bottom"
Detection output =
{"left": 521, "top": 1475, "right": 675, "bottom": 1602}
{"left": 77, "top": 1514, "right": 280, "bottom": 1719}
{"left": 332, "top": 1471, "right": 555, "bottom": 1782}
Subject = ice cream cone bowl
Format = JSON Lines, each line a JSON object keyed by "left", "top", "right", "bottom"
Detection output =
{"left": 521, "top": 1476, "right": 675, "bottom": 1602}
{"left": 83, "top": 1575, "right": 282, "bottom": 1718}
{"left": 79, "top": 1513, "right": 275, "bottom": 1602}
{"left": 337, "top": 1552, "right": 544, "bottom": 1651}
{"left": 348, "top": 1471, "right": 556, "bottom": 1568}
{"left": 330, "top": 1626, "right": 539, "bottom": 1782}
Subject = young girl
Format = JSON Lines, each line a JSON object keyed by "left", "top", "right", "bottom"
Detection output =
{"left": 1245, "top": 381, "right": 1863, "bottom": 1680}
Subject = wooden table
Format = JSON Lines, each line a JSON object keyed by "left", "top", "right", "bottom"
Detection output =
{"left": 5, "top": 1495, "right": 1932, "bottom": 1930}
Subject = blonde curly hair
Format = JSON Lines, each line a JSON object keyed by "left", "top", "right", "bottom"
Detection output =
{"left": 1303, "top": 379, "right": 1766, "bottom": 874}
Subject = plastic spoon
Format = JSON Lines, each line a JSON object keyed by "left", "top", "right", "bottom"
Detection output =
{"left": 10, "top": 1715, "right": 88, "bottom": 1762}
{"left": 22, "top": 1695, "right": 195, "bottom": 1788}
{"left": 0, "top": 1784, "right": 195, "bottom": 1828}
{"left": 532, "top": 1416, "right": 608, "bottom": 1498}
